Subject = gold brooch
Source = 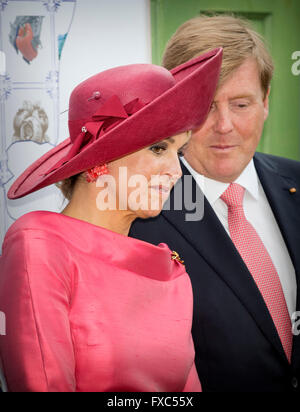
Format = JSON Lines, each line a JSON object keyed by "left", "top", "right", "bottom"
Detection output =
{"left": 171, "top": 251, "right": 185, "bottom": 265}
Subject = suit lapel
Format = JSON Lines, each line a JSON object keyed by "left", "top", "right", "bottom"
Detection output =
{"left": 254, "top": 154, "right": 300, "bottom": 282}
{"left": 254, "top": 153, "right": 300, "bottom": 364}
{"left": 162, "top": 159, "right": 291, "bottom": 363}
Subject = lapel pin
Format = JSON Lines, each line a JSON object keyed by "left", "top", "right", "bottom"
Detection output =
{"left": 289, "top": 187, "right": 297, "bottom": 194}
{"left": 171, "top": 251, "right": 185, "bottom": 265}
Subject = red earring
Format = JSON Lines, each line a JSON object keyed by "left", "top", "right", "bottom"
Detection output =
{"left": 85, "top": 164, "right": 109, "bottom": 183}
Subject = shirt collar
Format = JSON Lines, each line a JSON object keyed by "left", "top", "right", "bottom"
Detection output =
{"left": 181, "top": 157, "right": 259, "bottom": 205}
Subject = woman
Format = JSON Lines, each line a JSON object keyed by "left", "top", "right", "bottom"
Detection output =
{"left": 0, "top": 49, "right": 222, "bottom": 392}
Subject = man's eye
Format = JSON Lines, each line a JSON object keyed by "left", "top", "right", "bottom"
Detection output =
{"left": 232, "top": 101, "right": 249, "bottom": 109}
{"left": 178, "top": 150, "right": 185, "bottom": 158}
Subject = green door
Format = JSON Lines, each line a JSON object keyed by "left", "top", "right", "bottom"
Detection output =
{"left": 151, "top": 0, "right": 300, "bottom": 160}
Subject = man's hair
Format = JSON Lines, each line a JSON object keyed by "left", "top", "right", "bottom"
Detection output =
{"left": 162, "top": 14, "right": 274, "bottom": 98}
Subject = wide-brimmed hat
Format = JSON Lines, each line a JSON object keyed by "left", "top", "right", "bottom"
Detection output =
{"left": 8, "top": 48, "right": 222, "bottom": 199}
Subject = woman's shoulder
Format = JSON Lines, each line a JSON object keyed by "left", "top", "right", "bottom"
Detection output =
{"left": 4, "top": 211, "right": 63, "bottom": 240}
{"left": 0, "top": 212, "right": 74, "bottom": 301}
{"left": 2, "top": 211, "right": 72, "bottom": 255}
{"left": 2, "top": 210, "right": 104, "bottom": 259}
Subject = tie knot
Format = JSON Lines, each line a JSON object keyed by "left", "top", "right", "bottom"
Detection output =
{"left": 221, "top": 183, "right": 245, "bottom": 208}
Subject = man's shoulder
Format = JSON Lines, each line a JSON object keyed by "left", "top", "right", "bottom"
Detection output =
{"left": 254, "top": 152, "right": 300, "bottom": 177}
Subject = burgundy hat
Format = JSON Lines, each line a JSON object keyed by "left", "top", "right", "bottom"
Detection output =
{"left": 8, "top": 48, "right": 222, "bottom": 199}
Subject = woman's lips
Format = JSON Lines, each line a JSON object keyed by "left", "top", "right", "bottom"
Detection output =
{"left": 150, "top": 185, "right": 171, "bottom": 194}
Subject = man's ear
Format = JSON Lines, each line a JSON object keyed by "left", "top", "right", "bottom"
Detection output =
{"left": 263, "top": 87, "right": 271, "bottom": 121}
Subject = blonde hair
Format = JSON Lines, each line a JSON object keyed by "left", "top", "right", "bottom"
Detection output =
{"left": 162, "top": 14, "right": 274, "bottom": 98}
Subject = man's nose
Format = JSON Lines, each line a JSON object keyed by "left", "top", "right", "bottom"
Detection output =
{"left": 213, "top": 106, "right": 234, "bottom": 134}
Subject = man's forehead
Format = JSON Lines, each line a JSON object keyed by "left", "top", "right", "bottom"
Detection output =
{"left": 213, "top": 92, "right": 257, "bottom": 102}
{"left": 214, "top": 58, "right": 263, "bottom": 98}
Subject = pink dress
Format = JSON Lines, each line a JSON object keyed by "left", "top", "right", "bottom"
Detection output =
{"left": 0, "top": 211, "right": 201, "bottom": 392}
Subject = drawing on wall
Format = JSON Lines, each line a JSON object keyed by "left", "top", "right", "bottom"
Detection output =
{"left": 0, "top": 0, "right": 77, "bottom": 251}
{"left": 9, "top": 16, "right": 44, "bottom": 64}
{"left": 13, "top": 101, "right": 49, "bottom": 143}
{"left": 58, "top": 33, "right": 68, "bottom": 60}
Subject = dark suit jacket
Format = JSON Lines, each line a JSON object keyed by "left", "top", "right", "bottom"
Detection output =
{"left": 129, "top": 152, "right": 300, "bottom": 392}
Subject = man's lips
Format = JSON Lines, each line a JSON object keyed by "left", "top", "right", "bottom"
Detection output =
{"left": 210, "top": 144, "right": 237, "bottom": 151}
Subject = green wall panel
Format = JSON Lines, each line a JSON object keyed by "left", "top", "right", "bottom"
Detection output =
{"left": 151, "top": 0, "right": 300, "bottom": 160}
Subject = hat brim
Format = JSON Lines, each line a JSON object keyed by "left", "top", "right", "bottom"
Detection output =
{"left": 8, "top": 48, "right": 222, "bottom": 199}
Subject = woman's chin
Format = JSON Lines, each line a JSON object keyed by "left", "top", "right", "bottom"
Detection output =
{"left": 135, "top": 207, "right": 163, "bottom": 220}
{"left": 130, "top": 192, "right": 169, "bottom": 220}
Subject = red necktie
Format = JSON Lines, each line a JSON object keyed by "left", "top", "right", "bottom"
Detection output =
{"left": 221, "top": 183, "right": 293, "bottom": 362}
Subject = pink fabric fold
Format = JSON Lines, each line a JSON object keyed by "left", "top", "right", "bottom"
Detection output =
{"left": 0, "top": 211, "right": 201, "bottom": 392}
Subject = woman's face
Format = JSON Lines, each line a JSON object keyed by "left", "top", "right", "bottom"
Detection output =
{"left": 98, "top": 131, "right": 190, "bottom": 219}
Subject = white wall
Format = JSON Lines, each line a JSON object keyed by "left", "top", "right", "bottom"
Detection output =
{"left": 59, "top": 0, "right": 152, "bottom": 141}
{"left": 0, "top": 0, "right": 151, "bottom": 249}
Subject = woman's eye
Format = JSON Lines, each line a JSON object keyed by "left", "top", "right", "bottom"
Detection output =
{"left": 150, "top": 146, "right": 166, "bottom": 155}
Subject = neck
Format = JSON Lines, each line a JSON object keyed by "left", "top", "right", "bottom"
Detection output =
{"left": 61, "top": 183, "right": 136, "bottom": 237}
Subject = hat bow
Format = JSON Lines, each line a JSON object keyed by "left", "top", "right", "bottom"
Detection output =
{"left": 45, "top": 95, "right": 146, "bottom": 176}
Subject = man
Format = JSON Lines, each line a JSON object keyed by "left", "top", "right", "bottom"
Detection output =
{"left": 130, "top": 15, "right": 300, "bottom": 392}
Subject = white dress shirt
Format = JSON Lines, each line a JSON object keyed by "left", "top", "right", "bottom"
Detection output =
{"left": 181, "top": 157, "right": 297, "bottom": 317}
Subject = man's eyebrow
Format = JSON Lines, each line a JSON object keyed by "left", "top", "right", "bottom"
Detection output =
{"left": 229, "top": 94, "right": 254, "bottom": 99}
{"left": 213, "top": 94, "right": 255, "bottom": 103}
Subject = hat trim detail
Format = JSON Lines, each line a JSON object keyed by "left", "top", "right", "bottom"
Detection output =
{"left": 44, "top": 95, "right": 146, "bottom": 176}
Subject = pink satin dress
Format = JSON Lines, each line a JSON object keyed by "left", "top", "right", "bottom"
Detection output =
{"left": 0, "top": 211, "right": 201, "bottom": 392}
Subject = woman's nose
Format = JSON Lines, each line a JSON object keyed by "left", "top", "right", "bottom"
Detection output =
{"left": 167, "top": 156, "right": 183, "bottom": 184}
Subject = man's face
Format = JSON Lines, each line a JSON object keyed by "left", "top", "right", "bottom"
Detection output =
{"left": 184, "top": 58, "right": 270, "bottom": 183}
